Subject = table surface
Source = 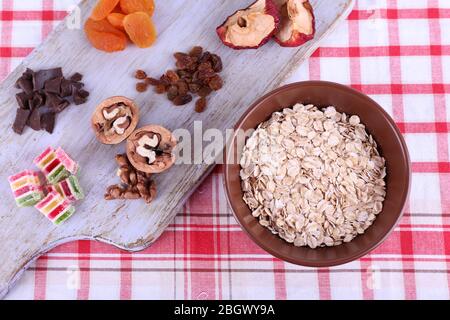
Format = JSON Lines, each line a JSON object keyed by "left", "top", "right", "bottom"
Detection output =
{"left": 1, "top": 0, "right": 450, "bottom": 300}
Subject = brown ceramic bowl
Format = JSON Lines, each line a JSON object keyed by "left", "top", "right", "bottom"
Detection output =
{"left": 224, "top": 81, "right": 411, "bottom": 267}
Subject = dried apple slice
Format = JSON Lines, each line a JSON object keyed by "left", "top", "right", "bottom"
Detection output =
{"left": 216, "top": 0, "right": 280, "bottom": 50}
{"left": 274, "top": 0, "right": 315, "bottom": 47}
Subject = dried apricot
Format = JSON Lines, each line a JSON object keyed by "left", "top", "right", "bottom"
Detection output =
{"left": 120, "top": 0, "right": 155, "bottom": 16}
{"left": 91, "top": 0, "right": 120, "bottom": 21}
{"left": 84, "top": 19, "right": 127, "bottom": 52}
{"left": 123, "top": 12, "right": 157, "bottom": 48}
{"left": 107, "top": 12, "right": 126, "bottom": 30}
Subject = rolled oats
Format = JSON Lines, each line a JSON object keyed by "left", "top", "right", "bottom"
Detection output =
{"left": 240, "top": 104, "right": 387, "bottom": 249}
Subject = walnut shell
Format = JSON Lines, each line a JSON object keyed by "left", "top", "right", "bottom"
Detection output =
{"left": 91, "top": 96, "right": 140, "bottom": 145}
{"left": 126, "top": 125, "right": 177, "bottom": 174}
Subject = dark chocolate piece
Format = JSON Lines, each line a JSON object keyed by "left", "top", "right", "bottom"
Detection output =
{"left": 60, "top": 79, "right": 73, "bottom": 97}
{"left": 13, "top": 109, "right": 31, "bottom": 134}
{"left": 45, "top": 92, "right": 63, "bottom": 109}
{"left": 73, "top": 89, "right": 89, "bottom": 105}
{"left": 23, "top": 68, "right": 34, "bottom": 79}
{"left": 32, "top": 68, "right": 63, "bottom": 91}
{"left": 41, "top": 112, "right": 56, "bottom": 134}
{"left": 73, "top": 95, "right": 87, "bottom": 105}
{"left": 72, "top": 82, "right": 84, "bottom": 90}
{"left": 44, "top": 77, "right": 62, "bottom": 94}
{"left": 78, "top": 89, "right": 90, "bottom": 99}
{"left": 27, "top": 98, "right": 35, "bottom": 110}
{"left": 15, "top": 92, "right": 31, "bottom": 109}
{"left": 32, "top": 92, "right": 45, "bottom": 109}
{"left": 70, "top": 73, "right": 83, "bottom": 82}
{"left": 27, "top": 108, "right": 41, "bottom": 131}
{"left": 17, "top": 78, "right": 34, "bottom": 94}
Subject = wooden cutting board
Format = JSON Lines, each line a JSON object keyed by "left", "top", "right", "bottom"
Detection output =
{"left": 0, "top": 0, "right": 354, "bottom": 298}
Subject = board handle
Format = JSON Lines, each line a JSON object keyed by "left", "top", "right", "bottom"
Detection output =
{"left": 0, "top": 233, "right": 80, "bottom": 299}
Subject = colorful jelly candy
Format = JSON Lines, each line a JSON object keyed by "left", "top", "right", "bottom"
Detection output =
{"left": 54, "top": 175, "right": 85, "bottom": 202}
{"left": 35, "top": 191, "right": 76, "bottom": 225}
{"left": 33, "top": 147, "right": 72, "bottom": 184}
{"left": 55, "top": 147, "right": 79, "bottom": 175}
{"left": 8, "top": 170, "right": 44, "bottom": 207}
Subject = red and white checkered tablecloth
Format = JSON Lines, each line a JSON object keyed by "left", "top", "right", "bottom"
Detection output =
{"left": 1, "top": 0, "right": 450, "bottom": 300}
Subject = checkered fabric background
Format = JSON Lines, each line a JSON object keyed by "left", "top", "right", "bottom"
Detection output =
{"left": 1, "top": 0, "right": 450, "bottom": 300}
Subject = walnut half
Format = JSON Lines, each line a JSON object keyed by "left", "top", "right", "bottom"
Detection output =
{"left": 126, "top": 125, "right": 177, "bottom": 174}
{"left": 91, "top": 96, "right": 140, "bottom": 145}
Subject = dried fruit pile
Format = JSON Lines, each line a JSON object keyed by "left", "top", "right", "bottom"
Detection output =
{"left": 134, "top": 46, "right": 224, "bottom": 113}
{"left": 85, "top": 0, "right": 157, "bottom": 52}
{"left": 12, "top": 68, "right": 89, "bottom": 135}
{"left": 217, "top": 0, "right": 315, "bottom": 49}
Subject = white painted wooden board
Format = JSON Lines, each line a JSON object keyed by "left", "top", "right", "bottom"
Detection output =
{"left": 0, "top": 0, "right": 354, "bottom": 298}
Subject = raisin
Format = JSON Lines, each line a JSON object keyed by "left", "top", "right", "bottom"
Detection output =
{"left": 199, "top": 51, "right": 212, "bottom": 63}
{"left": 173, "top": 94, "right": 192, "bottom": 106}
{"left": 167, "top": 85, "right": 178, "bottom": 100}
{"left": 208, "top": 75, "right": 223, "bottom": 91}
{"left": 166, "top": 70, "right": 180, "bottom": 83}
{"left": 188, "top": 83, "right": 201, "bottom": 93}
{"left": 176, "top": 80, "right": 189, "bottom": 96}
{"left": 159, "top": 74, "right": 170, "bottom": 86}
{"left": 146, "top": 77, "right": 160, "bottom": 86}
{"left": 174, "top": 52, "right": 195, "bottom": 70}
{"left": 174, "top": 52, "right": 189, "bottom": 61}
{"left": 192, "top": 71, "right": 199, "bottom": 82}
{"left": 177, "top": 70, "right": 191, "bottom": 79}
{"left": 211, "top": 54, "right": 223, "bottom": 72}
{"left": 136, "top": 82, "right": 148, "bottom": 92}
{"left": 198, "top": 62, "right": 213, "bottom": 71}
{"left": 198, "top": 68, "right": 215, "bottom": 80}
{"left": 186, "top": 62, "right": 198, "bottom": 73}
{"left": 155, "top": 84, "right": 166, "bottom": 94}
{"left": 167, "top": 93, "right": 178, "bottom": 101}
{"left": 135, "top": 70, "right": 147, "bottom": 79}
{"left": 198, "top": 86, "right": 212, "bottom": 97}
{"left": 195, "top": 97, "right": 207, "bottom": 113}
{"left": 189, "top": 46, "right": 203, "bottom": 57}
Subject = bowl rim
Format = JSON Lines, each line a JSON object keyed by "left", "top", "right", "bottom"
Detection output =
{"left": 223, "top": 80, "right": 412, "bottom": 267}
